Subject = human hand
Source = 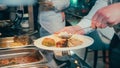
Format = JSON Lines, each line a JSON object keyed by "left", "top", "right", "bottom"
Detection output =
{"left": 54, "top": 26, "right": 85, "bottom": 35}
{"left": 91, "top": 3, "right": 120, "bottom": 28}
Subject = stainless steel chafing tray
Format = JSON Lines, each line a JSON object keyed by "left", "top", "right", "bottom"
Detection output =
{"left": 0, "top": 35, "right": 33, "bottom": 49}
{"left": 5, "top": 63, "right": 50, "bottom": 68}
{"left": 0, "top": 48, "right": 48, "bottom": 67}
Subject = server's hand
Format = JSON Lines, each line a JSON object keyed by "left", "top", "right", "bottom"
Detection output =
{"left": 92, "top": 3, "right": 120, "bottom": 28}
{"left": 54, "top": 26, "right": 85, "bottom": 35}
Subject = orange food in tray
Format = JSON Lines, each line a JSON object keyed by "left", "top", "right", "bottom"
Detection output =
{"left": 0, "top": 55, "right": 40, "bottom": 66}
{"left": 0, "top": 35, "right": 32, "bottom": 48}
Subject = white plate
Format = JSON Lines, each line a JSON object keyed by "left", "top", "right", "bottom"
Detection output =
{"left": 34, "top": 35, "right": 94, "bottom": 51}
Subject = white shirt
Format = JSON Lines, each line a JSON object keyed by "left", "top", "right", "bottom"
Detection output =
{"left": 77, "top": 0, "right": 115, "bottom": 40}
{"left": 77, "top": 0, "right": 108, "bottom": 28}
{"left": 39, "top": 0, "right": 70, "bottom": 34}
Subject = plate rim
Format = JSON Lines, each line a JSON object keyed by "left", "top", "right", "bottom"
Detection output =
{"left": 34, "top": 35, "right": 94, "bottom": 51}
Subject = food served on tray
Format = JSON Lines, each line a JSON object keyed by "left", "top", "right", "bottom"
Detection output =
{"left": 0, "top": 35, "right": 32, "bottom": 48}
{"left": 0, "top": 55, "right": 40, "bottom": 66}
{"left": 14, "top": 35, "right": 30, "bottom": 45}
{"left": 42, "top": 38, "right": 55, "bottom": 47}
{"left": 0, "top": 48, "right": 45, "bottom": 67}
{"left": 41, "top": 32, "right": 83, "bottom": 48}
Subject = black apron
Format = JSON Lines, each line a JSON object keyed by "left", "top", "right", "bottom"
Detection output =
{"left": 108, "top": 0, "right": 120, "bottom": 68}
{"left": 109, "top": 34, "right": 120, "bottom": 68}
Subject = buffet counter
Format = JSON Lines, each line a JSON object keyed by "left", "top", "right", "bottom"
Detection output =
{"left": 0, "top": 46, "right": 91, "bottom": 68}
{"left": 0, "top": 32, "right": 92, "bottom": 68}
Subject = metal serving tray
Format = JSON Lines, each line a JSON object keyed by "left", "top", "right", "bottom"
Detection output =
{"left": 0, "top": 48, "right": 48, "bottom": 67}
{"left": 0, "top": 36, "right": 34, "bottom": 49}
{"left": 5, "top": 63, "right": 50, "bottom": 68}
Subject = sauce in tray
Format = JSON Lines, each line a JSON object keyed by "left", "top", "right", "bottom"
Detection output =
{"left": 0, "top": 48, "right": 47, "bottom": 67}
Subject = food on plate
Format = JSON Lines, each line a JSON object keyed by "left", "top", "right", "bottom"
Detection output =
{"left": 42, "top": 38, "right": 55, "bottom": 47}
{"left": 56, "top": 39, "right": 68, "bottom": 47}
{"left": 57, "top": 32, "right": 83, "bottom": 47}
{"left": 68, "top": 34, "right": 83, "bottom": 46}
{"left": 42, "top": 34, "right": 83, "bottom": 48}
{"left": 58, "top": 32, "right": 72, "bottom": 39}
{"left": 68, "top": 38, "right": 83, "bottom": 47}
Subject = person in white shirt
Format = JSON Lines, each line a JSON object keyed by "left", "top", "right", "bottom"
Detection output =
{"left": 91, "top": 2, "right": 120, "bottom": 68}
{"left": 38, "top": 0, "right": 70, "bottom": 37}
{"left": 56, "top": 0, "right": 120, "bottom": 68}
{"left": 55, "top": 0, "right": 114, "bottom": 41}
{"left": 38, "top": 1, "right": 70, "bottom": 67}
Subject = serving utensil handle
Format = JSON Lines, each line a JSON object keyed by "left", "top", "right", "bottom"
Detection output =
{"left": 74, "top": 26, "right": 96, "bottom": 34}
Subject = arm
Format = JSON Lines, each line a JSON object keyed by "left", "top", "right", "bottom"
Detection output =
{"left": 77, "top": 0, "right": 108, "bottom": 28}
{"left": 92, "top": 3, "right": 120, "bottom": 28}
{"left": 55, "top": 0, "right": 109, "bottom": 35}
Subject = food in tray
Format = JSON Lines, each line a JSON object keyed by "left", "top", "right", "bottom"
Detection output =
{"left": 0, "top": 48, "right": 44, "bottom": 67}
{"left": 14, "top": 35, "right": 30, "bottom": 45}
{"left": 0, "top": 35, "right": 32, "bottom": 48}
{"left": 41, "top": 33, "right": 83, "bottom": 48}
{"left": 42, "top": 38, "right": 55, "bottom": 47}
{"left": 0, "top": 54, "right": 41, "bottom": 67}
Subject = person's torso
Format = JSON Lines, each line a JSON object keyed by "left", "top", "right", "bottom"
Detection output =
{"left": 39, "top": 11, "right": 64, "bottom": 25}
{"left": 110, "top": 0, "right": 120, "bottom": 38}
{"left": 39, "top": 11, "right": 65, "bottom": 34}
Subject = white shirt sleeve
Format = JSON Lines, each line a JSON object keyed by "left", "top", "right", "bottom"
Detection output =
{"left": 77, "top": 0, "right": 114, "bottom": 40}
{"left": 77, "top": 0, "right": 108, "bottom": 28}
{"left": 52, "top": 0, "right": 70, "bottom": 11}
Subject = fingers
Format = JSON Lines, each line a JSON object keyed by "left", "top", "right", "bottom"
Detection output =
{"left": 54, "top": 32, "right": 60, "bottom": 34}
{"left": 54, "top": 26, "right": 73, "bottom": 34}
{"left": 92, "top": 10, "right": 108, "bottom": 28}
{"left": 75, "top": 30, "right": 85, "bottom": 35}
{"left": 101, "top": 20, "right": 108, "bottom": 28}
{"left": 54, "top": 28, "right": 67, "bottom": 34}
{"left": 54, "top": 26, "right": 85, "bottom": 35}
{"left": 92, "top": 11, "right": 99, "bottom": 28}
{"left": 106, "top": 18, "right": 119, "bottom": 27}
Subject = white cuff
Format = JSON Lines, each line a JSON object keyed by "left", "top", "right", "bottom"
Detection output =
{"left": 77, "top": 18, "right": 91, "bottom": 28}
